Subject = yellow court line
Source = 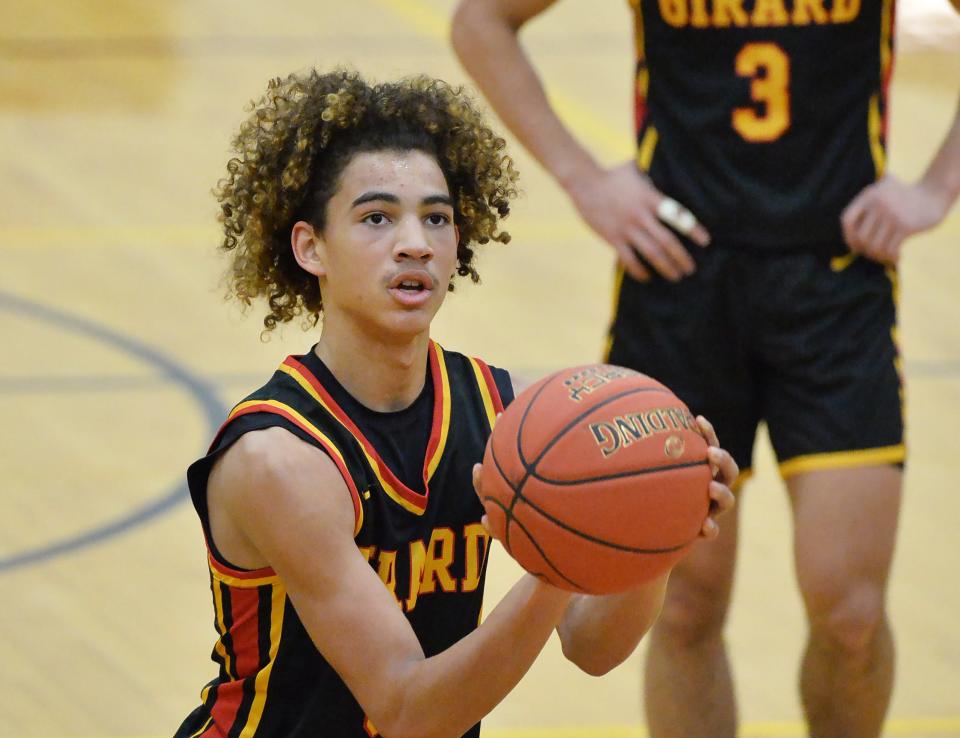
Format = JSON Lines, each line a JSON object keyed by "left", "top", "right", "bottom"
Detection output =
{"left": 0, "top": 224, "right": 220, "bottom": 249}
{"left": 106, "top": 716, "right": 960, "bottom": 738}
{"left": 482, "top": 716, "right": 960, "bottom": 737}
{"left": 369, "top": 0, "right": 627, "bottom": 159}
{"left": 0, "top": 219, "right": 598, "bottom": 249}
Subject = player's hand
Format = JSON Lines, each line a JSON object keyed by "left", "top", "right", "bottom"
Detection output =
{"left": 841, "top": 174, "right": 951, "bottom": 265}
{"left": 695, "top": 415, "right": 737, "bottom": 540}
{"left": 564, "top": 161, "right": 710, "bottom": 283}
{"left": 472, "top": 462, "right": 492, "bottom": 535}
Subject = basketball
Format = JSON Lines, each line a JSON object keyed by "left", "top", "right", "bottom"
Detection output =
{"left": 480, "top": 364, "right": 712, "bottom": 594}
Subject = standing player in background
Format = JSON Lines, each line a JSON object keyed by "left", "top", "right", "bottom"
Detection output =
{"left": 452, "top": 2, "right": 960, "bottom": 738}
{"left": 173, "top": 69, "right": 737, "bottom": 738}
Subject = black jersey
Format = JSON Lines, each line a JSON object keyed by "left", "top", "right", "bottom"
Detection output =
{"left": 175, "top": 341, "right": 512, "bottom": 738}
{"left": 630, "top": 0, "right": 896, "bottom": 251}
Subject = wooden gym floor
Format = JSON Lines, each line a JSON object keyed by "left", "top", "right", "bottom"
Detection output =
{"left": 1, "top": 1, "right": 958, "bottom": 736}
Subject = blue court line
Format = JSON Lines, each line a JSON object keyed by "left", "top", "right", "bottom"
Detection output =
{"left": 0, "top": 290, "right": 226, "bottom": 573}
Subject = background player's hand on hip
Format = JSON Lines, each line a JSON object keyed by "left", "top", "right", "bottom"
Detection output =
{"left": 565, "top": 160, "right": 710, "bottom": 283}
{"left": 841, "top": 174, "right": 952, "bottom": 265}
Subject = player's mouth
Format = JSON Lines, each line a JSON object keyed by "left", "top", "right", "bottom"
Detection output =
{"left": 387, "top": 270, "right": 436, "bottom": 307}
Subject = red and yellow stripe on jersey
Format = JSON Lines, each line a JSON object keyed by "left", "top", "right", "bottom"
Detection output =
{"left": 276, "top": 340, "right": 453, "bottom": 515}
{"left": 189, "top": 563, "right": 286, "bottom": 738}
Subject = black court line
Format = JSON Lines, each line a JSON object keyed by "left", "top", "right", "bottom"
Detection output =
{"left": 0, "top": 290, "right": 226, "bottom": 573}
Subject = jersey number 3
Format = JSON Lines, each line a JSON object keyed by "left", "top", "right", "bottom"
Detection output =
{"left": 732, "top": 43, "right": 791, "bottom": 143}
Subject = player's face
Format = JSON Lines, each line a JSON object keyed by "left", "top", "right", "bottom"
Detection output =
{"left": 303, "top": 149, "right": 459, "bottom": 340}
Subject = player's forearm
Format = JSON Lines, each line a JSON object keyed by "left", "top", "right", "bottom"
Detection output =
{"left": 917, "top": 99, "right": 960, "bottom": 214}
{"left": 451, "top": 2, "right": 601, "bottom": 191}
{"left": 384, "top": 575, "right": 571, "bottom": 738}
{"left": 557, "top": 572, "right": 668, "bottom": 676}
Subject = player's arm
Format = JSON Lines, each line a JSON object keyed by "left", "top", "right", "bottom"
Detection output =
{"left": 450, "top": 0, "right": 708, "bottom": 283}
{"left": 209, "top": 427, "right": 572, "bottom": 738}
{"left": 554, "top": 418, "right": 737, "bottom": 676}
{"left": 841, "top": 96, "right": 960, "bottom": 263}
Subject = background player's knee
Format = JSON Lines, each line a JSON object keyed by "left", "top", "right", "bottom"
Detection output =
{"left": 655, "top": 546, "right": 736, "bottom": 646}
{"left": 803, "top": 580, "right": 888, "bottom": 654}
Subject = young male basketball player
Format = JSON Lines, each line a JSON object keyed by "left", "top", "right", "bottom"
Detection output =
{"left": 174, "top": 69, "right": 737, "bottom": 738}
{"left": 452, "top": 2, "right": 960, "bottom": 737}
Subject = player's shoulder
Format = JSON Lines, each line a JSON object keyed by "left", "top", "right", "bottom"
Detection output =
{"left": 218, "top": 425, "right": 343, "bottom": 493}
{"left": 435, "top": 342, "right": 505, "bottom": 375}
{"left": 436, "top": 343, "right": 514, "bottom": 405}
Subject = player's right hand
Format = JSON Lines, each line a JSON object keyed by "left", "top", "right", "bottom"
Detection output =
{"left": 565, "top": 161, "right": 711, "bottom": 283}
{"left": 695, "top": 415, "right": 737, "bottom": 540}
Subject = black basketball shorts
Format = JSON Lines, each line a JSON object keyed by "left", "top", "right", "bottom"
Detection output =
{"left": 606, "top": 245, "right": 905, "bottom": 478}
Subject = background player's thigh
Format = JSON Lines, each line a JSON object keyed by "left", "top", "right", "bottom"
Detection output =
{"left": 787, "top": 465, "right": 902, "bottom": 737}
{"left": 788, "top": 465, "right": 901, "bottom": 641}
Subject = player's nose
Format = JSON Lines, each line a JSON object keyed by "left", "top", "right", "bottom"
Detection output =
{"left": 393, "top": 216, "right": 433, "bottom": 261}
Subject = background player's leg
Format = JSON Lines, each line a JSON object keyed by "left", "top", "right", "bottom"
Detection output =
{"left": 644, "top": 487, "right": 741, "bottom": 738}
{"left": 789, "top": 465, "right": 902, "bottom": 738}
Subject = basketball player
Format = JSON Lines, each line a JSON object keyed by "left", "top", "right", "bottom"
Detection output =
{"left": 452, "top": 2, "right": 960, "bottom": 738}
{"left": 174, "top": 69, "right": 737, "bottom": 738}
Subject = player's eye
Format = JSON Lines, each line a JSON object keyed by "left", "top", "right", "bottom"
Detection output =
{"left": 425, "top": 213, "right": 451, "bottom": 226}
{"left": 362, "top": 212, "right": 389, "bottom": 225}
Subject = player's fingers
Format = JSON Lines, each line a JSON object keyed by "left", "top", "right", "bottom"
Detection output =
{"left": 480, "top": 513, "right": 491, "bottom": 536}
{"left": 700, "top": 515, "right": 720, "bottom": 540}
{"left": 840, "top": 194, "right": 866, "bottom": 230}
{"left": 695, "top": 415, "right": 719, "bottom": 448}
{"left": 708, "top": 447, "right": 739, "bottom": 487}
{"left": 628, "top": 230, "right": 684, "bottom": 282}
{"left": 851, "top": 205, "right": 882, "bottom": 253}
{"left": 865, "top": 220, "right": 898, "bottom": 262}
{"left": 841, "top": 194, "right": 870, "bottom": 249}
{"left": 640, "top": 213, "right": 696, "bottom": 276}
{"left": 708, "top": 479, "right": 736, "bottom": 516}
{"left": 472, "top": 462, "right": 484, "bottom": 499}
{"left": 613, "top": 242, "right": 652, "bottom": 283}
{"left": 656, "top": 197, "right": 709, "bottom": 247}
{"left": 863, "top": 210, "right": 894, "bottom": 254}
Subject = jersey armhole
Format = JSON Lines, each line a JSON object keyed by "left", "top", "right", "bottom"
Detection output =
{"left": 489, "top": 365, "right": 515, "bottom": 409}
{"left": 467, "top": 357, "right": 513, "bottom": 432}
{"left": 189, "top": 408, "right": 365, "bottom": 576}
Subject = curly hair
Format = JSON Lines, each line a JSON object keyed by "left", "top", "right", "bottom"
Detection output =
{"left": 215, "top": 68, "right": 519, "bottom": 332}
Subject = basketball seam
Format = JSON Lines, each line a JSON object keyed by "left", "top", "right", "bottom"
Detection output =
{"left": 481, "top": 495, "right": 587, "bottom": 591}
{"left": 491, "top": 436, "right": 698, "bottom": 558}
{"left": 514, "top": 371, "right": 559, "bottom": 470}
{"left": 489, "top": 432, "right": 520, "bottom": 556}
{"left": 511, "top": 492, "right": 699, "bottom": 554}
{"left": 530, "top": 459, "right": 709, "bottom": 486}
{"left": 516, "top": 384, "right": 675, "bottom": 497}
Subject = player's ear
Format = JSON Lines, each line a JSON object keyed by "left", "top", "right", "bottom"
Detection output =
{"left": 291, "top": 221, "right": 326, "bottom": 277}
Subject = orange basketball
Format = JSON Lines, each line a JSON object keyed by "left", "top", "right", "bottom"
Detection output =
{"left": 480, "top": 364, "right": 711, "bottom": 594}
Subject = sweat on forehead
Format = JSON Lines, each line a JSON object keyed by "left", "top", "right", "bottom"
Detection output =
{"left": 336, "top": 150, "right": 450, "bottom": 195}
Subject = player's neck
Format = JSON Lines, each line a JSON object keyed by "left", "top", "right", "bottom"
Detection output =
{"left": 314, "top": 326, "right": 430, "bottom": 413}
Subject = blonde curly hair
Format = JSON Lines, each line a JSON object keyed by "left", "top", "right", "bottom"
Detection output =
{"left": 215, "top": 68, "right": 519, "bottom": 332}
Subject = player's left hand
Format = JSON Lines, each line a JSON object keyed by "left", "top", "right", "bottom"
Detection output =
{"left": 695, "top": 415, "right": 737, "bottom": 540}
{"left": 841, "top": 175, "right": 951, "bottom": 265}
{"left": 472, "top": 462, "right": 493, "bottom": 535}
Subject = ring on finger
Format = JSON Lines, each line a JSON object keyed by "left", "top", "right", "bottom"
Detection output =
{"left": 656, "top": 197, "right": 697, "bottom": 235}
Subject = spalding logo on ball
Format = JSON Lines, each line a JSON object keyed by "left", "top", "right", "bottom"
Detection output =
{"left": 480, "top": 364, "right": 711, "bottom": 594}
